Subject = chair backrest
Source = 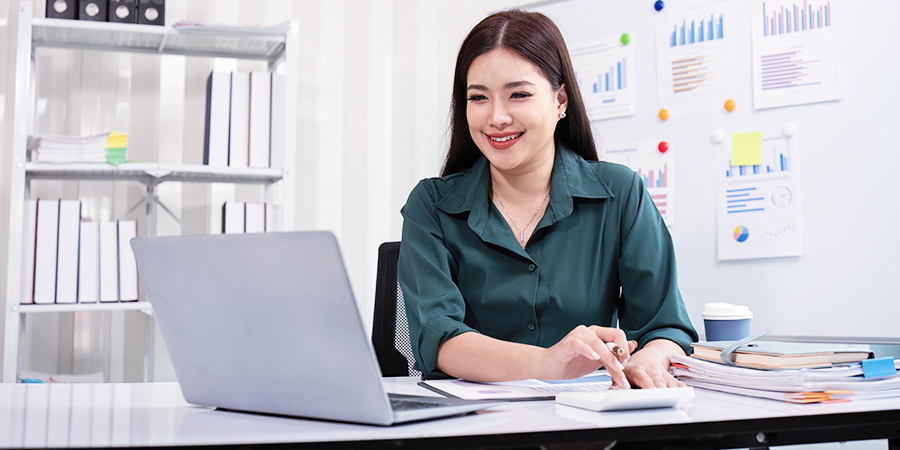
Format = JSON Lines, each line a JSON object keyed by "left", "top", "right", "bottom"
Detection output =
{"left": 371, "top": 241, "right": 421, "bottom": 377}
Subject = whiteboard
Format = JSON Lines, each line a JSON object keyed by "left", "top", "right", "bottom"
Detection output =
{"left": 528, "top": 0, "right": 900, "bottom": 341}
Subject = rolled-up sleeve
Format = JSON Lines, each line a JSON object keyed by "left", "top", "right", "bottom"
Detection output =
{"left": 399, "top": 180, "right": 478, "bottom": 379}
{"left": 616, "top": 172, "right": 698, "bottom": 354}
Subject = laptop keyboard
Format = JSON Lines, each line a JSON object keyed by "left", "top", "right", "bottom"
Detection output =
{"left": 390, "top": 398, "right": 444, "bottom": 411}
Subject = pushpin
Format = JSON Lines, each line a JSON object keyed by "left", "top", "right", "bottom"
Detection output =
{"left": 724, "top": 99, "right": 736, "bottom": 112}
{"left": 620, "top": 33, "right": 631, "bottom": 45}
{"left": 711, "top": 129, "right": 725, "bottom": 144}
{"left": 658, "top": 108, "right": 669, "bottom": 121}
{"left": 781, "top": 123, "right": 796, "bottom": 138}
{"left": 658, "top": 141, "right": 668, "bottom": 153}
{"left": 654, "top": 1, "right": 664, "bottom": 11}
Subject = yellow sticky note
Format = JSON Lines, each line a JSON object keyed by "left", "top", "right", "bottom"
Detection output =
{"left": 731, "top": 132, "right": 762, "bottom": 166}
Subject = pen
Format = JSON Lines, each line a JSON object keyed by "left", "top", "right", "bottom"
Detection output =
{"left": 606, "top": 342, "right": 630, "bottom": 364}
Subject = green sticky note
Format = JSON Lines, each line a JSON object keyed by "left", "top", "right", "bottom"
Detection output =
{"left": 731, "top": 132, "right": 762, "bottom": 166}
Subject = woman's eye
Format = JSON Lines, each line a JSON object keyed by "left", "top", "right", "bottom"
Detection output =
{"left": 511, "top": 92, "right": 532, "bottom": 99}
{"left": 467, "top": 94, "right": 488, "bottom": 102}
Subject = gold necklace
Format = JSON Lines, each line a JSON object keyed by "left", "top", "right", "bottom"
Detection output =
{"left": 494, "top": 191, "right": 550, "bottom": 243}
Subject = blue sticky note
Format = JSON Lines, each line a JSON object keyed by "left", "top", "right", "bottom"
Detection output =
{"left": 861, "top": 357, "right": 896, "bottom": 378}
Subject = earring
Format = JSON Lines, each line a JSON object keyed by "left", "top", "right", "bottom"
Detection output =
{"left": 559, "top": 111, "right": 566, "bottom": 119}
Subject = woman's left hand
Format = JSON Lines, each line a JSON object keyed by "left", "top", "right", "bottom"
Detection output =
{"left": 623, "top": 339, "right": 686, "bottom": 389}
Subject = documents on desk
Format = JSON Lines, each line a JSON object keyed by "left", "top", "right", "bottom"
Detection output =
{"left": 671, "top": 354, "right": 900, "bottom": 404}
{"left": 420, "top": 370, "right": 612, "bottom": 401}
{"left": 692, "top": 340, "right": 874, "bottom": 369}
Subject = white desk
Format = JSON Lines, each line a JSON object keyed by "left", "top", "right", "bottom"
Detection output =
{"left": 1, "top": 379, "right": 899, "bottom": 449}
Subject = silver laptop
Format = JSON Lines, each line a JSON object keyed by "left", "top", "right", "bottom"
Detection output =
{"left": 131, "top": 231, "right": 504, "bottom": 426}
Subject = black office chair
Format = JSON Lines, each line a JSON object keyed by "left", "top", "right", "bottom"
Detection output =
{"left": 371, "top": 241, "right": 421, "bottom": 377}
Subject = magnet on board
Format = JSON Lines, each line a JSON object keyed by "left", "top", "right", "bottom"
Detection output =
{"left": 725, "top": 99, "right": 736, "bottom": 112}
{"left": 654, "top": 1, "right": 664, "bottom": 11}
{"left": 781, "top": 123, "right": 796, "bottom": 138}
{"left": 620, "top": 33, "right": 631, "bottom": 45}
{"left": 658, "top": 109, "right": 669, "bottom": 121}
{"left": 711, "top": 129, "right": 725, "bottom": 144}
{"left": 658, "top": 141, "right": 669, "bottom": 153}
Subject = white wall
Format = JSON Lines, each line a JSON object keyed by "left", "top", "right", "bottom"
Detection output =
{"left": 0, "top": 0, "right": 520, "bottom": 382}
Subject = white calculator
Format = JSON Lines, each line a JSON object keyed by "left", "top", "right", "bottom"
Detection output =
{"left": 556, "top": 387, "right": 694, "bottom": 412}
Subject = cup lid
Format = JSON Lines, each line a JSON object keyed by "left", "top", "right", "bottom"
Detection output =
{"left": 702, "top": 302, "right": 752, "bottom": 320}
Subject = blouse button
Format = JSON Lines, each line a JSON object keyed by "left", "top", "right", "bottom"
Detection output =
{"left": 528, "top": 264, "right": 536, "bottom": 272}
{"left": 527, "top": 322, "right": 535, "bottom": 331}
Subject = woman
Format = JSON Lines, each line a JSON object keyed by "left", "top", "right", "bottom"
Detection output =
{"left": 398, "top": 9, "right": 697, "bottom": 389}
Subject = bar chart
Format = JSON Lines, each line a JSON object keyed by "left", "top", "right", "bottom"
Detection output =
{"left": 762, "top": 1, "right": 831, "bottom": 37}
{"left": 656, "top": 0, "right": 737, "bottom": 116}
{"left": 751, "top": 0, "right": 842, "bottom": 109}
{"left": 725, "top": 133, "right": 792, "bottom": 177}
{"left": 602, "top": 140, "right": 675, "bottom": 226}
{"left": 670, "top": 14, "right": 724, "bottom": 46}
{"left": 569, "top": 36, "right": 636, "bottom": 121}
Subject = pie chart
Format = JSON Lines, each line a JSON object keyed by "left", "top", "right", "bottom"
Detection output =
{"left": 733, "top": 226, "right": 749, "bottom": 242}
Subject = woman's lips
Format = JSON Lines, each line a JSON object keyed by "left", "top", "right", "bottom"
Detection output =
{"left": 486, "top": 131, "right": 524, "bottom": 149}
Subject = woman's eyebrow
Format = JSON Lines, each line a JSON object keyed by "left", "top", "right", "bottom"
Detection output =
{"left": 466, "top": 80, "right": 536, "bottom": 91}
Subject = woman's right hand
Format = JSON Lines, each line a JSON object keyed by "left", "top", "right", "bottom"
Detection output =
{"left": 537, "top": 325, "right": 634, "bottom": 388}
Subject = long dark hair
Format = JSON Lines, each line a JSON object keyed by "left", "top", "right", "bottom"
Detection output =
{"left": 441, "top": 9, "right": 597, "bottom": 177}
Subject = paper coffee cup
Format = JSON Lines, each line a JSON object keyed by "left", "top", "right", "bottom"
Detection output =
{"left": 702, "top": 302, "right": 752, "bottom": 341}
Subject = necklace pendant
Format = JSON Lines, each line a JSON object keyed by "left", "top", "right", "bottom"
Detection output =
{"left": 520, "top": 229, "right": 525, "bottom": 243}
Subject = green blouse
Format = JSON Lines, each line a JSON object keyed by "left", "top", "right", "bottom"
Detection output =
{"left": 398, "top": 145, "right": 698, "bottom": 379}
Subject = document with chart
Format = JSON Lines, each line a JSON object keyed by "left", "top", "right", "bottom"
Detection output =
{"left": 569, "top": 35, "right": 636, "bottom": 121}
{"left": 751, "top": 0, "right": 843, "bottom": 109}
{"left": 715, "top": 127, "right": 804, "bottom": 260}
{"left": 602, "top": 140, "right": 675, "bottom": 226}
{"left": 655, "top": 0, "right": 737, "bottom": 117}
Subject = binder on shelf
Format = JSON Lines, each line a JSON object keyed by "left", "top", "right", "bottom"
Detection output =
{"left": 204, "top": 71, "right": 231, "bottom": 167}
{"left": 269, "top": 73, "right": 286, "bottom": 169}
{"left": 21, "top": 200, "right": 38, "bottom": 305}
{"left": 78, "top": 0, "right": 107, "bottom": 21}
{"left": 107, "top": 0, "right": 136, "bottom": 24}
{"left": 245, "top": 203, "right": 265, "bottom": 234}
{"left": 55, "top": 200, "right": 82, "bottom": 304}
{"left": 99, "top": 221, "right": 118, "bottom": 303}
{"left": 249, "top": 71, "right": 272, "bottom": 168}
{"left": 265, "top": 204, "right": 281, "bottom": 232}
{"left": 33, "top": 199, "right": 60, "bottom": 304}
{"left": 46, "top": 0, "right": 77, "bottom": 19}
{"left": 229, "top": 72, "right": 251, "bottom": 168}
{"left": 117, "top": 221, "right": 138, "bottom": 302}
{"left": 137, "top": 0, "right": 164, "bottom": 26}
{"left": 222, "top": 202, "right": 245, "bottom": 234}
{"left": 78, "top": 222, "right": 99, "bottom": 303}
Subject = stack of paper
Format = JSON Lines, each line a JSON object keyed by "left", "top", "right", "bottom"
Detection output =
{"left": 670, "top": 354, "right": 900, "bottom": 404}
{"left": 27, "top": 131, "right": 129, "bottom": 165}
{"left": 420, "top": 371, "right": 612, "bottom": 401}
{"left": 27, "top": 133, "right": 110, "bottom": 163}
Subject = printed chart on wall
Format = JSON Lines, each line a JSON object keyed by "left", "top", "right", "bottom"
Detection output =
{"left": 655, "top": 0, "right": 737, "bottom": 117}
{"left": 602, "top": 141, "right": 675, "bottom": 226}
{"left": 570, "top": 35, "right": 636, "bottom": 121}
{"left": 715, "top": 127, "right": 804, "bottom": 260}
{"left": 751, "top": 0, "right": 843, "bottom": 109}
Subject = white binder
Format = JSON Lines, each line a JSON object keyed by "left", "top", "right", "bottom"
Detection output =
{"left": 55, "top": 200, "right": 81, "bottom": 304}
{"left": 99, "top": 221, "right": 119, "bottom": 302}
{"left": 21, "top": 200, "right": 37, "bottom": 304}
{"left": 33, "top": 199, "right": 60, "bottom": 304}
{"left": 222, "top": 202, "right": 245, "bottom": 234}
{"left": 204, "top": 71, "right": 231, "bottom": 167}
{"left": 118, "top": 221, "right": 138, "bottom": 302}
{"left": 228, "top": 72, "right": 251, "bottom": 167}
{"left": 245, "top": 203, "right": 266, "bottom": 234}
{"left": 249, "top": 71, "right": 272, "bottom": 168}
{"left": 78, "top": 222, "right": 99, "bottom": 303}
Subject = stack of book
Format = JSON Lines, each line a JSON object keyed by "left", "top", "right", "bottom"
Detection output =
{"left": 22, "top": 199, "right": 139, "bottom": 304}
{"left": 203, "top": 71, "right": 284, "bottom": 169}
{"left": 221, "top": 202, "right": 279, "bottom": 234}
{"left": 27, "top": 131, "right": 129, "bottom": 165}
{"left": 671, "top": 341, "right": 900, "bottom": 403}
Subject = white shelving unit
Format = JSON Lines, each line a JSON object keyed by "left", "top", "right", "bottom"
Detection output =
{"left": 2, "top": 2, "right": 298, "bottom": 383}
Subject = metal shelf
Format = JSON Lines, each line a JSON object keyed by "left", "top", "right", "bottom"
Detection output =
{"left": 25, "top": 162, "right": 284, "bottom": 186}
{"left": 31, "top": 18, "right": 286, "bottom": 63}
{"left": 16, "top": 301, "right": 152, "bottom": 314}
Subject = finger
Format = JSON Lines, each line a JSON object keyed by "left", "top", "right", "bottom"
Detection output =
{"left": 627, "top": 367, "right": 655, "bottom": 389}
{"left": 587, "top": 326, "right": 630, "bottom": 360}
{"left": 649, "top": 369, "right": 670, "bottom": 389}
{"left": 570, "top": 339, "right": 601, "bottom": 361}
{"left": 587, "top": 340, "right": 629, "bottom": 389}
{"left": 628, "top": 340, "right": 638, "bottom": 353}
